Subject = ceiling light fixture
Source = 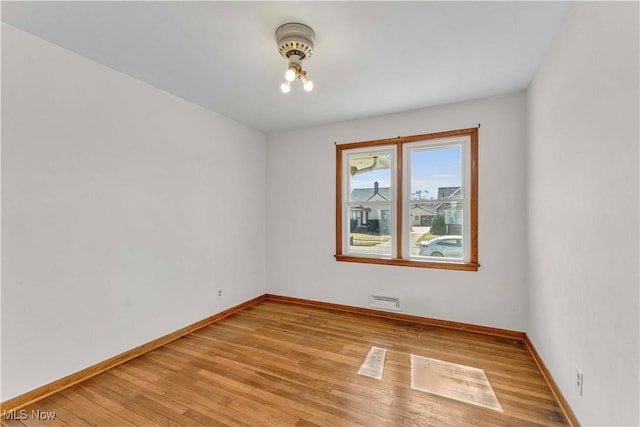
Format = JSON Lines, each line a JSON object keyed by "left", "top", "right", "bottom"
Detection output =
{"left": 276, "top": 22, "right": 316, "bottom": 93}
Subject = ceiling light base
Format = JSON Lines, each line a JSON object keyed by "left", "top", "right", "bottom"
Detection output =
{"left": 276, "top": 22, "right": 316, "bottom": 60}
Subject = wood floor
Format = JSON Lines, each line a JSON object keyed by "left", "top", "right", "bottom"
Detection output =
{"left": 1, "top": 301, "right": 568, "bottom": 426}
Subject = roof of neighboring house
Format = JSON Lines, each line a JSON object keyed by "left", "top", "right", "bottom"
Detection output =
{"left": 438, "top": 186, "right": 461, "bottom": 199}
{"left": 350, "top": 186, "right": 460, "bottom": 204}
{"left": 411, "top": 205, "right": 437, "bottom": 215}
{"left": 350, "top": 187, "right": 391, "bottom": 202}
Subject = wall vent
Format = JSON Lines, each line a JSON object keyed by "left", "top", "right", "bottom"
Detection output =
{"left": 369, "top": 295, "right": 401, "bottom": 311}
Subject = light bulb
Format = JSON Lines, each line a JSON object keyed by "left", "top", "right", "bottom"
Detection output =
{"left": 280, "top": 80, "right": 291, "bottom": 93}
{"left": 303, "top": 80, "right": 314, "bottom": 92}
{"left": 284, "top": 67, "right": 297, "bottom": 82}
{"left": 300, "top": 73, "right": 314, "bottom": 92}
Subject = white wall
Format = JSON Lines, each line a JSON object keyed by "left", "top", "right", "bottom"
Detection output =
{"left": 527, "top": 2, "right": 639, "bottom": 426}
{"left": 267, "top": 92, "right": 528, "bottom": 331}
{"left": 1, "top": 24, "right": 267, "bottom": 401}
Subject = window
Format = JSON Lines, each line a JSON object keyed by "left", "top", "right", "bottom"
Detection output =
{"left": 335, "top": 128, "right": 478, "bottom": 271}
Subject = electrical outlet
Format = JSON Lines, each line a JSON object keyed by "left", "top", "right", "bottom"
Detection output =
{"left": 576, "top": 367, "right": 583, "bottom": 396}
{"left": 216, "top": 288, "right": 223, "bottom": 300}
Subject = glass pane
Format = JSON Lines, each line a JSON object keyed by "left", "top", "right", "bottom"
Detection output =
{"left": 348, "top": 203, "right": 392, "bottom": 257}
{"left": 410, "top": 146, "right": 463, "bottom": 260}
{"left": 347, "top": 151, "right": 393, "bottom": 257}
{"left": 349, "top": 152, "right": 392, "bottom": 203}
{"left": 410, "top": 146, "right": 461, "bottom": 201}
{"left": 411, "top": 201, "right": 463, "bottom": 259}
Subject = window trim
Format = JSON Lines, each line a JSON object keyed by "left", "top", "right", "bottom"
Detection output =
{"left": 335, "top": 127, "right": 479, "bottom": 271}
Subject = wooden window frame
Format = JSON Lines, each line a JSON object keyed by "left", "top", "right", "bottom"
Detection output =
{"left": 335, "top": 127, "right": 479, "bottom": 271}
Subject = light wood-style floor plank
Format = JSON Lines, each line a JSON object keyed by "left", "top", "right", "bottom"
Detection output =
{"left": 2, "top": 301, "right": 569, "bottom": 426}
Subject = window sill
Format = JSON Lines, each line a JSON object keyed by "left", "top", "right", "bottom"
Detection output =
{"left": 334, "top": 254, "right": 480, "bottom": 271}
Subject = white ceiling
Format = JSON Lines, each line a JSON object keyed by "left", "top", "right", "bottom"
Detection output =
{"left": 1, "top": 1, "right": 573, "bottom": 133}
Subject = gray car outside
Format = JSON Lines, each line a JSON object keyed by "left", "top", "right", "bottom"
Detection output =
{"left": 418, "top": 236, "right": 463, "bottom": 258}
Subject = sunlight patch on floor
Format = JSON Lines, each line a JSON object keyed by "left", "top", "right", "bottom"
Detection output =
{"left": 410, "top": 354, "right": 503, "bottom": 412}
{"left": 357, "top": 346, "right": 387, "bottom": 380}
